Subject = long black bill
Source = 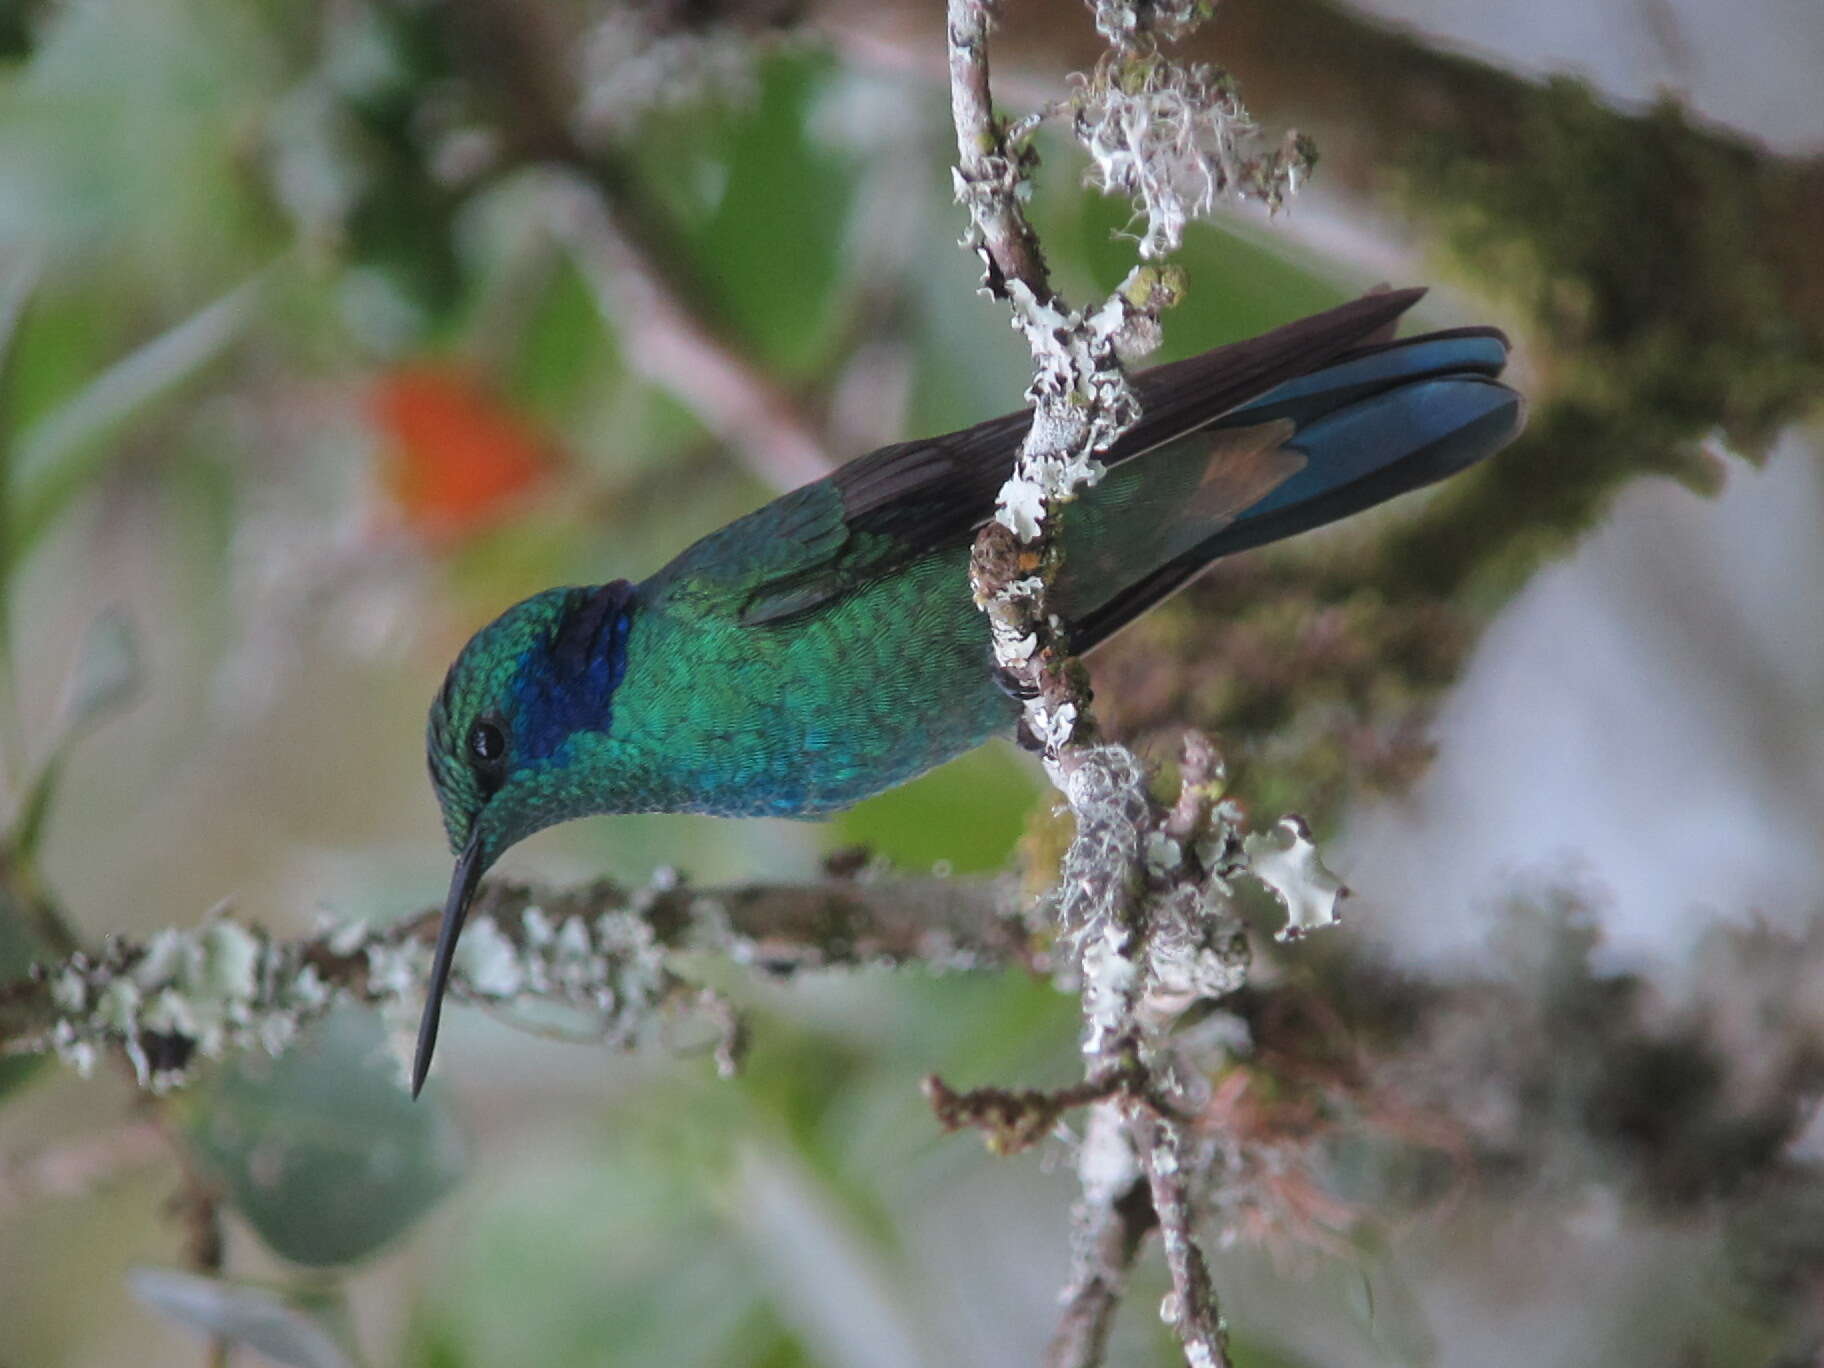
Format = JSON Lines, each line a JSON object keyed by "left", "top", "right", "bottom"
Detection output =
{"left": 411, "top": 829, "right": 485, "bottom": 1098}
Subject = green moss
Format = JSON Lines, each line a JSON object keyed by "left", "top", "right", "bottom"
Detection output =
{"left": 1381, "top": 78, "right": 1823, "bottom": 603}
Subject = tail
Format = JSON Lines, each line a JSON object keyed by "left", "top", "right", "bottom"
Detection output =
{"left": 1064, "top": 327, "right": 1524, "bottom": 648}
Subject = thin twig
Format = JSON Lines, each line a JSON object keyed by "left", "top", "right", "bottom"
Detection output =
{"left": 161, "top": 1116, "right": 231, "bottom": 1368}
{"left": 1044, "top": 1173, "right": 1156, "bottom": 1368}
{"left": 1135, "top": 1110, "right": 1229, "bottom": 1365}
{"left": 948, "top": 2, "right": 1054, "bottom": 304}
{"left": 548, "top": 175, "right": 834, "bottom": 491}
{"left": 922, "top": 1067, "right": 1135, "bottom": 1154}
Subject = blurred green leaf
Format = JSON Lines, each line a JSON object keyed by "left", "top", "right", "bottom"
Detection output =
{"left": 0, "top": 0, "right": 286, "bottom": 280}
{"left": 0, "top": 252, "right": 37, "bottom": 446}
{"left": 6, "top": 276, "right": 258, "bottom": 572}
{"left": 403, "top": 1316, "right": 470, "bottom": 1368}
{"left": 408, "top": 1098, "right": 808, "bottom": 1368}
{"left": 728, "top": 1142, "right": 935, "bottom": 1368}
{"left": 11, "top": 605, "right": 142, "bottom": 859}
{"left": 1224, "top": 1334, "right": 1327, "bottom": 1368}
{"left": 326, "top": 3, "right": 467, "bottom": 332}
{"left": 0, "top": 882, "right": 45, "bottom": 1102}
{"left": 128, "top": 1268, "right": 357, "bottom": 1368}
{"left": 0, "top": 253, "right": 38, "bottom": 726}
{"left": 0, "top": 1, "right": 50, "bottom": 60}
{"left": 55, "top": 603, "right": 140, "bottom": 737}
{"left": 629, "top": 52, "right": 853, "bottom": 379}
{"left": 185, "top": 1007, "right": 464, "bottom": 1268}
{"left": 505, "top": 256, "right": 619, "bottom": 424}
{"left": 834, "top": 742, "right": 1040, "bottom": 875}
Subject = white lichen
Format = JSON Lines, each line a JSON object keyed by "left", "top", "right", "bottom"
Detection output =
{"left": 998, "top": 475, "right": 1052, "bottom": 542}
{"left": 984, "top": 281, "right": 1140, "bottom": 553}
{"left": 96, "top": 978, "right": 142, "bottom": 1032}
{"left": 1145, "top": 830, "right": 1183, "bottom": 873}
{"left": 1073, "top": 55, "right": 1315, "bottom": 260}
{"left": 1077, "top": 1097, "right": 1141, "bottom": 1205}
{"left": 197, "top": 921, "right": 260, "bottom": 1001}
{"left": 132, "top": 930, "right": 185, "bottom": 990}
{"left": 1026, "top": 698, "right": 1079, "bottom": 754}
{"left": 1146, "top": 891, "right": 1249, "bottom": 1006}
{"left": 521, "top": 905, "right": 555, "bottom": 948}
{"left": 364, "top": 941, "right": 420, "bottom": 999}
{"left": 1080, "top": 921, "right": 1141, "bottom": 1057}
{"left": 1090, "top": 0, "right": 1213, "bottom": 47}
{"left": 575, "top": 8, "right": 760, "bottom": 142}
{"left": 51, "top": 968, "right": 87, "bottom": 1013}
{"left": 1242, "top": 815, "right": 1349, "bottom": 940}
{"left": 1056, "top": 747, "right": 1153, "bottom": 938}
{"left": 288, "top": 963, "right": 328, "bottom": 1010}
{"left": 456, "top": 916, "right": 524, "bottom": 998}
{"left": 140, "top": 988, "right": 199, "bottom": 1042}
{"left": 326, "top": 918, "right": 368, "bottom": 957}
{"left": 554, "top": 915, "right": 593, "bottom": 962}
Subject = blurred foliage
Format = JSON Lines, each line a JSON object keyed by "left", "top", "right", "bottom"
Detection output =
{"left": 0, "top": 12, "right": 1079, "bottom": 1362}
{"left": 129, "top": 1267, "right": 359, "bottom": 1368}
{"left": 624, "top": 53, "right": 856, "bottom": 378}
{"left": 182, "top": 1008, "right": 464, "bottom": 1268}
{"left": 0, "top": 876, "right": 42, "bottom": 1099}
{"left": 835, "top": 743, "right": 1042, "bottom": 874}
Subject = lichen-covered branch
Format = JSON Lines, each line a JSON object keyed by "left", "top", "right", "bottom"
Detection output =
{"left": 1044, "top": 1171, "right": 1156, "bottom": 1368}
{"left": 1134, "top": 1110, "right": 1227, "bottom": 1365}
{"left": 941, "top": 5, "right": 1342, "bottom": 1366}
{"left": 947, "top": 0, "right": 1053, "bottom": 308}
{"left": 1045, "top": 743, "right": 1254, "bottom": 1368}
{"left": 0, "top": 872, "right": 1024, "bottom": 1093}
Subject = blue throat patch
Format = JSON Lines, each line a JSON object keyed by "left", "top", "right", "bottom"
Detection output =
{"left": 513, "top": 580, "right": 636, "bottom": 761}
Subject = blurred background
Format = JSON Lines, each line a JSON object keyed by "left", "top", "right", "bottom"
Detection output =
{"left": 0, "top": 0, "right": 1821, "bottom": 1364}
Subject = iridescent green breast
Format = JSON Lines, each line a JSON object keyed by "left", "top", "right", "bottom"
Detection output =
{"left": 591, "top": 546, "right": 1015, "bottom": 818}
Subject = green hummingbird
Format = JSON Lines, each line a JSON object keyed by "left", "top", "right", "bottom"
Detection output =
{"left": 412, "top": 287, "right": 1523, "bottom": 1093}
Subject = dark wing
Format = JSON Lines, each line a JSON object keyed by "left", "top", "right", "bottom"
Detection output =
{"left": 834, "top": 288, "right": 1427, "bottom": 550}
{"left": 643, "top": 288, "right": 1427, "bottom": 625}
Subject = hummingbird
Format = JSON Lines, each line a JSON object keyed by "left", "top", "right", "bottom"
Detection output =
{"left": 411, "top": 287, "right": 1524, "bottom": 1094}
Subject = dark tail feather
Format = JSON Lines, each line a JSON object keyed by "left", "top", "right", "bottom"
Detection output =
{"left": 1114, "top": 288, "right": 1431, "bottom": 466}
{"left": 1073, "top": 336, "right": 1524, "bottom": 650}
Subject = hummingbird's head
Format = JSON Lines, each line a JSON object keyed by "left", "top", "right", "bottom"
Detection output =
{"left": 413, "top": 579, "right": 637, "bottom": 1096}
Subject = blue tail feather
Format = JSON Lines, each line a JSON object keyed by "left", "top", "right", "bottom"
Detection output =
{"left": 1218, "top": 376, "right": 1522, "bottom": 547}
{"left": 1229, "top": 329, "right": 1510, "bottom": 427}
{"left": 1072, "top": 331, "right": 1524, "bottom": 649}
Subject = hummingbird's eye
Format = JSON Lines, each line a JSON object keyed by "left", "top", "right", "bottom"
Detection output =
{"left": 467, "top": 718, "right": 507, "bottom": 773}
